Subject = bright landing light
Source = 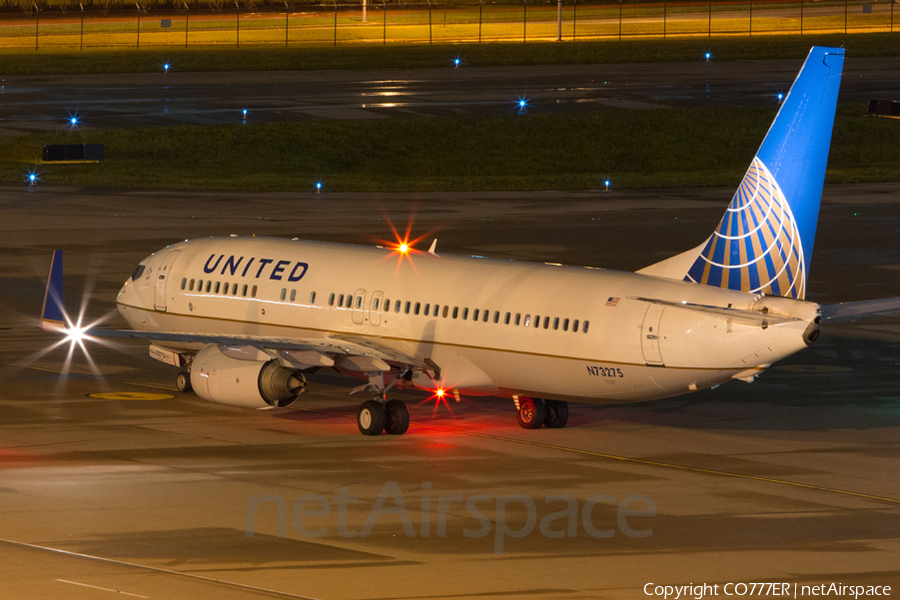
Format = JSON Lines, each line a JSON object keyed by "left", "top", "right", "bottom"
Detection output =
{"left": 33, "top": 308, "right": 118, "bottom": 397}
{"left": 64, "top": 323, "right": 88, "bottom": 344}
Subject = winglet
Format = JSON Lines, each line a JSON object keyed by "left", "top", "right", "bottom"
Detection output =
{"left": 40, "top": 250, "right": 66, "bottom": 333}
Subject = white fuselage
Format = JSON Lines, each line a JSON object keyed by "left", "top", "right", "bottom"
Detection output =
{"left": 116, "top": 237, "right": 820, "bottom": 404}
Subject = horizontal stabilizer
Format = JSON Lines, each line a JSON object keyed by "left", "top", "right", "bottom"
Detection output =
{"left": 820, "top": 296, "right": 900, "bottom": 322}
{"left": 629, "top": 296, "right": 801, "bottom": 327}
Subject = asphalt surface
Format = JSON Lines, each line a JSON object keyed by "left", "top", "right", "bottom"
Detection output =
{"left": 1, "top": 182, "right": 898, "bottom": 599}
{"left": 2, "top": 56, "right": 899, "bottom": 135}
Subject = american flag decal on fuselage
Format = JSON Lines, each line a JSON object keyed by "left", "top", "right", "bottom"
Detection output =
{"left": 684, "top": 157, "right": 806, "bottom": 300}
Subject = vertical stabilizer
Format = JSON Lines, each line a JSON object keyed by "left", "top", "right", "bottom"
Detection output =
{"left": 682, "top": 46, "right": 845, "bottom": 299}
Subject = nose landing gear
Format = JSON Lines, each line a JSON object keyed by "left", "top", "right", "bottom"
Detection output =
{"left": 176, "top": 370, "right": 192, "bottom": 393}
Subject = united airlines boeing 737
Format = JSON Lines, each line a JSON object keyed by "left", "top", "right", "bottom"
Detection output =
{"left": 40, "top": 47, "right": 900, "bottom": 435}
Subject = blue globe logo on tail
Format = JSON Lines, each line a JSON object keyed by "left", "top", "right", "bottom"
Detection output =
{"left": 685, "top": 158, "right": 806, "bottom": 299}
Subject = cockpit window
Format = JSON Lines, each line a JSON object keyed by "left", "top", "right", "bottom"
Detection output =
{"left": 131, "top": 264, "right": 146, "bottom": 281}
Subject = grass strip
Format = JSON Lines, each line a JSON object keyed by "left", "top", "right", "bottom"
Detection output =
{"left": 2, "top": 104, "right": 898, "bottom": 192}
{"left": 1, "top": 32, "right": 899, "bottom": 76}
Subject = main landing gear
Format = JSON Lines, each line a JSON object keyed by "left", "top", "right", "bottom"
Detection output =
{"left": 357, "top": 399, "right": 410, "bottom": 436}
{"left": 515, "top": 396, "right": 568, "bottom": 429}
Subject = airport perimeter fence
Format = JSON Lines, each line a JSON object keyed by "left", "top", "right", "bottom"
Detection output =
{"left": 0, "top": 0, "right": 896, "bottom": 50}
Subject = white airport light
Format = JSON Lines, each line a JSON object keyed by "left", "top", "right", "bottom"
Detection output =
{"left": 26, "top": 169, "right": 39, "bottom": 186}
{"left": 163, "top": 62, "right": 170, "bottom": 73}
{"left": 776, "top": 92, "right": 785, "bottom": 102}
{"left": 604, "top": 179, "right": 611, "bottom": 191}
{"left": 315, "top": 181, "right": 323, "bottom": 193}
{"left": 704, "top": 51, "right": 712, "bottom": 61}
{"left": 453, "top": 56, "right": 461, "bottom": 68}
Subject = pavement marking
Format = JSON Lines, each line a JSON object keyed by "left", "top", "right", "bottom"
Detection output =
{"left": 455, "top": 428, "right": 900, "bottom": 507}
{"left": 89, "top": 392, "right": 175, "bottom": 401}
{"left": 9, "top": 361, "right": 897, "bottom": 507}
{"left": 293, "top": 405, "right": 900, "bottom": 507}
{"left": 0, "top": 362, "right": 178, "bottom": 392}
{"left": 0, "top": 538, "right": 323, "bottom": 600}
{"left": 56, "top": 579, "right": 150, "bottom": 598}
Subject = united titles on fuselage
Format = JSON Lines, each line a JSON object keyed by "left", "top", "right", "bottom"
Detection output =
{"left": 203, "top": 254, "right": 309, "bottom": 282}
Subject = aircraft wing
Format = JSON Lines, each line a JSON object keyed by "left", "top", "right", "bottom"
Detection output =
{"left": 820, "top": 297, "right": 900, "bottom": 322}
{"left": 86, "top": 328, "right": 431, "bottom": 371}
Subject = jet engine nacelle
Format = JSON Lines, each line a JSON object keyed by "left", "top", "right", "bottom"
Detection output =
{"left": 190, "top": 345, "right": 305, "bottom": 409}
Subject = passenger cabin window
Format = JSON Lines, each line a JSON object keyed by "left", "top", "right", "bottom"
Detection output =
{"left": 504, "top": 312, "right": 511, "bottom": 325}
{"left": 553, "top": 317, "right": 559, "bottom": 330}
{"left": 414, "top": 302, "right": 421, "bottom": 315}
{"left": 232, "top": 283, "right": 238, "bottom": 295}
{"left": 242, "top": 284, "right": 248, "bottom": 297}
{"left": 384, "top": 299, "right": 391, "bottom": 312}
{"left": 524, "top": 314, "right": 531, "bottom": 327}
{"left": 543, "top": 316, "right": 550, "bottom": 329}
{"left": 251, "top": 285, "right": 257, "bottom": 298}
{"left": 373, "top": 298, "right": 380, "bottom": 311}
{"left": 573, "top": 319, "right": 580, "bottom": 332}
{"left": 338, "top": 294, "right": 344, "bottom": 307}
{"left": 424, "top": 304, "right": 430, "bottom": 316}
{"left": 189, "top": 279, "right": 195, "bottom": 291}
{"left": 205, "top": 281, "right": 211, "bottom": 293}
{"left": 515, "top": 313, "right": 521, "bottom": 326}
{"left": 563, "top": 318, "right": 569, "bottom": 331}
{"left": 443, "top": 306, "right": 450, "bottom": 318}
{"left": 473, "top": 309, "right": 479, "bottom": 321}
{"left": 404, "top": 302, "right": 411, "bottom": 314}
{"left": 583, "top": 321, "right": 590, "bottom": 333}
{"left": 462, "top": 308, "right": 468, "bottom": 320}
{"left": 329, "top": 293, "right": 336, "bottom": 306}
{"left": 281, "top": 289, "right": 287, "bottom": 301}
{"left": 181, "top": 278, "right": 187, "bottom": 290}
{"left": 395, "top": 302, "right": 401, "bottom": 314}
{"left": 355, "top": 296, "right": 362, "bottom": 309}
{"left": 215, "top": 282, "right": 221, "bottom": 294}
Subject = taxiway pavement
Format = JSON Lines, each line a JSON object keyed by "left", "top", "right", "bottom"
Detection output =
{"left": 1, "top": 183, "right": 898, "bottom": 599}
{"left": 2, "top": 56, "right": 899, "bottom": 135}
